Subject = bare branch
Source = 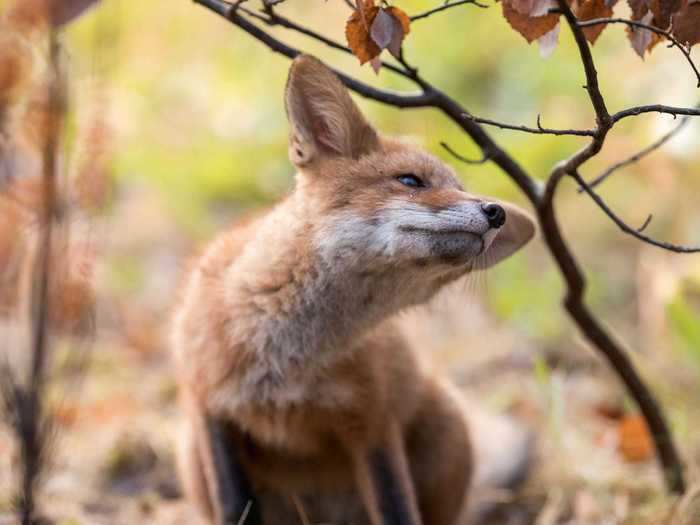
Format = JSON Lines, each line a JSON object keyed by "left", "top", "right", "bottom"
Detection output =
{"left": 410, "top": 0, "right": 488, "bottom": 22}
{"left": 440, "top": 141, "right": 490, "bottom": 164}
{"left": 572, "top": 171, "right": 700, "bottom": 253}
{"left": 193, "top": 0, "right": 435, "bottom": 107}
{"left": 581, "top": 116, "right": 690, "bottom": 191}
{"left": 638, "top": 214, "right": 653, "bottom": 233}
{"left": 612, "top": 104, "right": 700, "bottom": 122}
{"left": 557, "top": 0, "right": 610, "bottom": 127}
{"left": 550, "top": 0, "right": 614, "bottom": 182}
{"left": 577, "top": 17, "right": 700, "bottom": 87}
{"left": 471, "top": 115, "right": 596, "bottom": 136}
{"left": 240, "top": 4, "right": 411, "bottom": 80}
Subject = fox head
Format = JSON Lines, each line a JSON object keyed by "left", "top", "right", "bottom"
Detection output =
{"left": 285, "top": 55, "right": 535, "bottom": 290}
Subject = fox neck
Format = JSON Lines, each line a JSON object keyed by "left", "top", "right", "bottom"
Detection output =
{"left": 225, "top": 192, "right": 457, "bottom": 377}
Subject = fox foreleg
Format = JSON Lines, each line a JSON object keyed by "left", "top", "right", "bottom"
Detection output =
{"left": 352, "top": 421, "right": 422, "bottom": 525}
{"left": 200, "top": 416, "right": 263, "bottom": 525}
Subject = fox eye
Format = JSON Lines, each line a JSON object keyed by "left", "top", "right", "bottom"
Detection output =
{"left": 396, "top": 174, "right": 426, "bottom": 188}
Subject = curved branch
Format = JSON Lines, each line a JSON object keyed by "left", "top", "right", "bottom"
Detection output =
{"left": 582, "top": 116, "right": 690, "bottom": 191}
{"left": 471, "top": 115, "right": 595, "bottom": 136}
{"left": 557, "top": 0, "right": 610, "bottom": 127}
{"left": 410, "top": 0, "right": 488, "bottom": 22}
{"left": 194, "top": 0, "right": 434, "bottom": 107}
{"left": 612, "top": 104, "right": 700, "bottom": 122}
{"left": 572, "top": 171, "right": 700, "bottom": 253}
{"left": 577, "top": 17, "right": 700, "bottom": 87}
{"left": 440, "top": 141, "right": 491, "bottom": 164}
{"left": 242, "top": 4, "right": 411, "bottom": 80}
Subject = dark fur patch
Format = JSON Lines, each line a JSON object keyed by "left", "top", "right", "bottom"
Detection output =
{"left": 208, "top": 418, "right": 263, "bottom": 525}
{"left": 369, "top": 449, "right": 417, "bottom": 525}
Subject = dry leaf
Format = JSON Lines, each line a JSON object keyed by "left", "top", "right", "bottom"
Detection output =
{"left": 503, "top": 1, "right": 561, "bottom": 43}
{"left": 386, "top": 6, "right": 411, "bottom": 35}
{"left": 370, "top": 8, "right": 395, "bottom": 51}
{"left": 650, "top": 0, "right": 684, "bottom": 29}
{"left": 74, "top": 116, "right": 114, "bottom": 212}
{"left": 617, "top": 415, "right": 653, "bottom": 463}
{"left": 348, "top": 3, "right": 411, "bottom": 68}
{"left": 627, "top": 0, "right": 650, "bottom": 19}
{"left": 576, "top": 0, "right": 614, "bottom": 43}
{"left": 0, "top": 35, "right": 34, "bottom": 109}
{"left": 385, "top": 6, "right": 411, "bottom": 58}
{"left": 346, "top": 0, "right": 381, "bottom": 64}
{"left": 538, "top": 22, "right": 560, "bottom": 57}
{"left": 6, "top": 0, "right": 101, "bottom": 30}
{"left": 672, "top": 2, "right": 700, "bottom": 46}
{"left": 511, "top": 0, "right": 556, "bottom": 16}
{"left": 370, "top": 55, "right": 382, "bottom": 74}
{"left": 627, "top": 11, "right": 660, "bottom": 57}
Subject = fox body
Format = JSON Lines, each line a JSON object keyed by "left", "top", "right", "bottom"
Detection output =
{"left": 172, "top": 55, "right": 536, "bottom": 525}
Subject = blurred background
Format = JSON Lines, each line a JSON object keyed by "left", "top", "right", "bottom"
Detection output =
{"left": 1, "top": 0, "right": 700, "bottom": 523}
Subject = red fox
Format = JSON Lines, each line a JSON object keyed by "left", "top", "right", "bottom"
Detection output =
{"left": 171, "top": 55, "right": 536, "bottom": 525}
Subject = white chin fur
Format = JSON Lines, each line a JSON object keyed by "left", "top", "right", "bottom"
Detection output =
{"left": 316, "top": 202, "right": 495, "bottom": 264}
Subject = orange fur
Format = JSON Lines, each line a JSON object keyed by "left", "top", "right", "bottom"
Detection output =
{"left": 171, "top": 55, "right": 536, "bottom": 525}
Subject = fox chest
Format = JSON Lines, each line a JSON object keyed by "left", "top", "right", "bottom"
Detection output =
{"left": 210, "top": 355, "right": 375, "bottom": 454}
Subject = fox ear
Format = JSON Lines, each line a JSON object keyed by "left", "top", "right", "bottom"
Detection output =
{"left": 479, "top": 202, "right": 536, "bottom": 269}
{"left": 285, "top": 55, "right": 379, "bottom": 167}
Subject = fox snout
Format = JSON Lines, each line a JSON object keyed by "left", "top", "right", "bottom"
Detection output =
{"left": 396, "top": 199, "right": 505, "bottom": 264}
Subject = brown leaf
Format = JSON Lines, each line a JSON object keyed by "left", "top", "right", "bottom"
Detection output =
{"left": 6, "top": 0, "right": 101, "bottom": 32}
{"left": 627, "top": 11, "right": 661, "bottom": 57}
{"left": 51, "top": 0, "right": 102, "bottom": 26}
{"left": 385, "top": 6, "right": 411, "bottom": 58}
{"left": 346, "top": 0, "right": 381, "bottom": 64}
{"left": 576, "top": 0, "right": 614, "bottom": 43}
{"left": 617, "top": 415, "right": 653, "bottom": 463}
{"left": 0, "top": 35, "right": 34, "bottom": 109}
{"left": 386, "top": 6, "right": 411, "bottom": 35}
{"left": 503, "top": 1, "right": 561, "bottom": 43}
{"left": 511, "top": 0, "right": 555, "bottom": 16}
{"left": 650, "top": 0, "right": 683, "bottom": 29}
{"left": 538, "top": 22, "right": 560, "bottom": 57}
{"left": 370, "top": 9, "right": 396, "bottom": 50}
{"left": 672, "top": 2, "right": 700, "bottom": 46}
{"left": 74, "top": 115, "right": 114, "bottom": 212}
{"left": 627, "top": 0, "right": 650, "bottom": 19}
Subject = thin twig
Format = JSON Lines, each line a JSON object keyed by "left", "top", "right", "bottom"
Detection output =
{"left": 558, "top": 0, "right": 610, "bottom": 127}
{"left": 194, "top": 0, "right": 435, "bottom": 107}
{"left": 576, "top": 17, "right": 700, "bottom": 87}
{"left": 244, "top": 4, "right": 411, "bottom": 79}
{"left": 471, "top": 115, "right": 595, "bottom": 136}
{"left": 581, "top": 116, "right": 690, "bottom": 191}
{"left": 440, "top": 141, "right": 490, "bottom": 164}
{"left": 410, "top": 0, "right": 488, "bottom": 22}
{"left": 572, "top": 171, "right": 700, "bottom": 253}
{"left": 638, "top": 214, "right": 653, "bottom": 233}
{"left": 612, "top": 104, "right": 700, "bottom": 123}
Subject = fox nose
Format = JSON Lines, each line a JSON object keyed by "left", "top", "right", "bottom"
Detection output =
{"left": 481, "top": 202, "right": 506, "bottom": 229}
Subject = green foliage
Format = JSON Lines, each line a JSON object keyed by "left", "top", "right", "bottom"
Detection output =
{"left": 488, "top": 255, "right": 565, "bottom": 338}
{"left": 667, "top": 292, "right": 700, "bottom": 370}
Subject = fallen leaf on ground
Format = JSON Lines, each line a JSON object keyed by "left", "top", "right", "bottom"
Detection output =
{"left": 617, "top": 414, "right": 653, "bottom": 463}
